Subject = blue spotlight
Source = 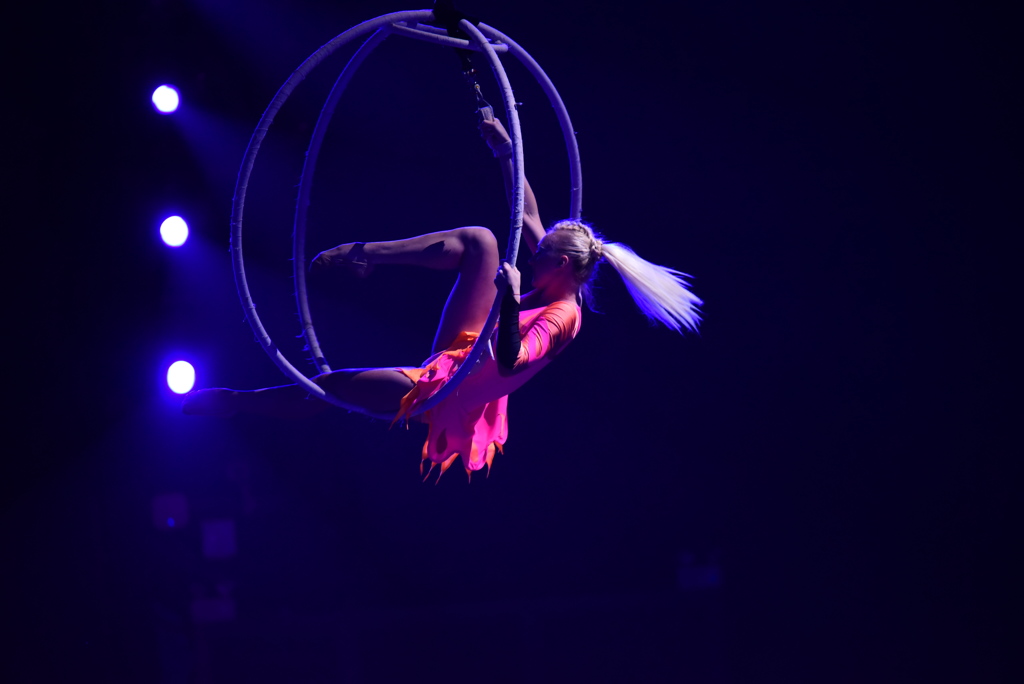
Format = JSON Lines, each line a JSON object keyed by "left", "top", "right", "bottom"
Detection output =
{"left": 152, "top": 85, "right": 180, "bottom": 114}
{"left": 160, "top": 216, "right": 189, "bottom": 247}
{"left": 167, "top": 361, "right": 196, "bottom": 394}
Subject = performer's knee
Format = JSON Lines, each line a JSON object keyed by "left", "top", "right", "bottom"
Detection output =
{"left": 455, "top": 226, "right": 499, "bottom": 262}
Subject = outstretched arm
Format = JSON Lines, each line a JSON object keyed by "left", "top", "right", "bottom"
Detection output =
{"left": 479, "top": 119, "right": 545, "bottom": 255}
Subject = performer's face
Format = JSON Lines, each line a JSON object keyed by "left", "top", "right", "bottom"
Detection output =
{"left": 529, "top": 237, "right": 569, "bottom": 289}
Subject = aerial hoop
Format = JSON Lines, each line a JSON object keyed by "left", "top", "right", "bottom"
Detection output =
{"left": 231, "top": 10, "right": 582, "bottom": 420}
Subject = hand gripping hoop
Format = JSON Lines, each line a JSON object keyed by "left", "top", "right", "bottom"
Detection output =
{"left": 231, "top": 9, "right": 583, "bottom": 420}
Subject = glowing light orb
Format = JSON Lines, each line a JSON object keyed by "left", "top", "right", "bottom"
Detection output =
{"left": 167, "top": 361, "right": 196, "bottom": 394}
{"left": 152, "top": 85, "right": 180, "bottom": 113}
{"left": 160, "top": 216, "right": 189, "bottom": 247}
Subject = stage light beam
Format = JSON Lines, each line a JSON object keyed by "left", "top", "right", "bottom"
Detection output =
{"left": 167, "top": 361, "right": 196, "bottom": 394}
{"left": 160, "top": 216, "right": 189, "bottom": 247}
{"left": 152, "top": 85, "right": 180, "bottom": 114}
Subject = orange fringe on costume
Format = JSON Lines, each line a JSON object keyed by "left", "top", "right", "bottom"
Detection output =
{"left": 392, "top": 301, "right": 581, "bottom": 483}
{"left": 392, "top": 331, "right": 506, "bottom": 483}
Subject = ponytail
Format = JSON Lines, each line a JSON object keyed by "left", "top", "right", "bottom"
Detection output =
{"left": 548, "top": 219, "right": 702, "bottom": 333}
{"left": 601, "top": 242, "right": 702, "bottom": 333}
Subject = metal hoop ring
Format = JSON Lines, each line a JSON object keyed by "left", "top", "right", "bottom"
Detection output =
{"left": 231, "top": 10, "right": 582, "bottom": 419}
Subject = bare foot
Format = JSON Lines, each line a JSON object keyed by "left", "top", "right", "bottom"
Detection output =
{"left": 182, "top": 389, "right": 239, "bottom": 418}
{"left": 310, "top": 242, "right": 374, "bottom": 277}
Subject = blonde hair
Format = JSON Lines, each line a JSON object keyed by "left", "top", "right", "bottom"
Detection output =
{"left": 548, "top": 219, "right": 702, "bottom": 333}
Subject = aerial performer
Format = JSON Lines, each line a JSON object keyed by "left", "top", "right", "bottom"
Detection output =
{"left": 184, "top": 117, "right": 702, "bottom": 482}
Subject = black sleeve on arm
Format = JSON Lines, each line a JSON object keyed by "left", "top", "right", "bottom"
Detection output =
{"left": 497, "top": 286, "right": 522, "bottom": 371}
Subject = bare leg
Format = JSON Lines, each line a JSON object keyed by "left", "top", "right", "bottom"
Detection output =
{"left": 185, "top": 227, "right": 501, "bottom": 421}
{"left": 182, "top": 368, "right": 416, "bottom": 419}
{"left": 313, "top": 367, "right": 416, "bottom": 414}
{"left": 314, "top": 227, "right": 500, "bottom": 353}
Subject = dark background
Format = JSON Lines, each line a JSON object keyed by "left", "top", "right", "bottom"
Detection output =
{"left": 5, "top": 1, "right": 1017, "bottom": 681}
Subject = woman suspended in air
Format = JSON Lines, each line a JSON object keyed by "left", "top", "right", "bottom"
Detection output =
{"left": 183, "top": 118, "right": 702, "bottom": 481}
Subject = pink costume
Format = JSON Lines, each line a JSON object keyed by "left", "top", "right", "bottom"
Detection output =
{"left": 393, "top": 300, "right": 582, "bottom": 482}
